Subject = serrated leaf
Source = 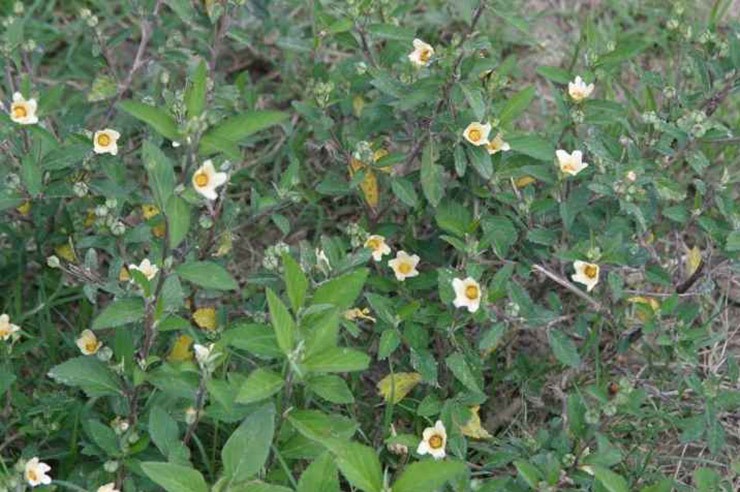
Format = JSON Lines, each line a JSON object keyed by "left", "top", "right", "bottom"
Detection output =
{"left": 200, "top": 111, "right": 288, "bottom": 155}
{"left": 392, "top": 460, "right": 466, "bottom": 492}
{"left": 119, "top": 101, "right": 180, "bottom": 141}
{"left": 282, "top": 253, "right": 308, "bottom": 313}
{"left": 266, "top": 288, "right": 295, "bottom": 355}
{"left": 165, "top": 195, "right": 191, "bottom": 249}
{"left": 548, "top": 329, "right": 581, "bottom": 368}
{"left": 376, "top": 372, "right": 422, "bottom": 404}
{"left": 92, "top": 298, "right": 145, "bottom": 330}
{"left": 185, "top": 60, "right": 207, "bottom": 118}
{"left": 222, "top": 404, "right": 275, "bottom": 483}
{"left": 236, "top": 369, "right": 285, "bottom": 404}
{"left": 499, "top": 86, "right": 535, "bottom": 126}
{"left": 48, "top": 357, "right": 122, "bottom": 397}
{"left": 312, "top": 269, "right": 368, "bottom": 310}
{"left": 141, "top": 462, "right": 208, "bottom": 492}
{"left": 420, "top": 142, "right": 444, "bottom": 207}
{"left": 330, "top": 441, "right": 383, "bottom": 492}
{"left": 304, "top": 347, "right": 370, "bottom": 373}
{"left": 176, "top": 261, "right": 238, "bottom": 290}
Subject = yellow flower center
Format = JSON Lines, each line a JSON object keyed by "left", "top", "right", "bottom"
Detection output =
{"left": 12, "top": 104, "right": 27, "bottom": 119}
{"left": 85, "top": 340, "right": 99, "bottom": 353}
{"left": 0, "top": 327, "right": 9, "bottom": 338}
{"left": 366, "top": 238, "right": 381, "bottom": 250}
{"left": 584, "top": 265, "right": 598, "bottom": 279}
{"left": 487, "top": 140, "right": 501, "bottom": 151}
{"left": 428, "top": 434, "right": 444, "bottom": 449}
{"left": 465, "top": 285, "right": 479, "bottom": 300}
{"left": 419, "top": 48, "right": 432, "bottom": 63}
{"left": 562, "top": 162, "right": 575, "bottom": 173}
{"left": 97, "top": 133, "right": 111, "bottom": 147}
{"left": 194, "top": 172, "right": 209, "bottom": 187}
{"left": 398, "top": 262, "right": 412, "bottom": 275}
{"left": 468, "top": 129, "right": 481, "bottom": 142}
{"left": 27, "top": 469, "right": 38, "bottom": 482}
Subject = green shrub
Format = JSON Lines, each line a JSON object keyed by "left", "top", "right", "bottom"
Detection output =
{"left": 1, "top": 0, "right": 739, "bottom": 491}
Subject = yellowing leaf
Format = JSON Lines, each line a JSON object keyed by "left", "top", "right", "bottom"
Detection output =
{"left": 349, "top": 158, "right": 379, "bottom": 209}
{"left": 152, "top": 223, "right": 166, "bottom": 238}
{"left": 193, "top": 307, "right": 218, "bottom": 331}
{"left": 373, "top": 148, "right": 392, "bottom": 174}
{"left": 118, "top": 267, "right": 131, "bottom": 282}
{"left": 377, "top": 372, "right": 422, "bottom": 404}
{"left": 686, "top": 246, "right": 702, "bottom": 277}
{"left": 515, "top": 176, "right": 536, "bottom": 188}
{"left": 84, "top": 209, "right": 96, "bottom": 227}
{"left": 353, "top": 95, "right": 365, "bottom": 118}
{"left": 213, "top": 233, "right": 233, "bottom": 257}
{"left": 627, "top": 296, "right": 660, "bottom": 322}
{"left": 460, "top": 405, "right": 492, "bottom": 440}
{"left": 168, "top": 335, "right": 194, "bottom": 362}
{"left": 55, "top": 241, "right": 78, "bottom": 263}
{"left": 16, "top": 200, "right": 31, "bottom": 216}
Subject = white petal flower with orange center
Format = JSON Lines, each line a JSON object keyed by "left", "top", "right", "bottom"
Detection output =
{"left": 452, "top": 277, "right": 482, "bottom": 313}
{"left": 417, "top": 420, "right": 447, "bottom": 460}
{"left": 192, "top": 160, "right": 228, "bottom": 200}
{"left": 463, "top": 122, "right": 492, "bottom": 146}
{"left": 388, "top": 250, "right": 420, "bottom": 281}
{"left": 568, "top": 76, "right": 595, "bottom": 102}
{"left": 572, "top": 260, "right": 600, "bottom": 292}
{"left": 97, "top": 483, "right": 120, "bottom": 492}
{"left": 93, "top": 129, "right": 121, "bottom": 155}
{"left": 76, "top": 329, "right": 102, "bottom": 355}
{"left": 10, "top": 92, "right": 38, "bottom": 125}
{"left": 25, "top": 457, "right": 52, "bottom": 487}
{"left": 486, "top": 133, "right": 511, "bottom": 155}
{"left": 0, "top": 313, "right": 20, "bottom": 341}
{"left": 408, "top": 39, "right": 434, "bottom": 67}
{"left": 556, "top": 149, "right": 588, "bottom": 176}
{"left": 128, "top": 258, "right": 159, "bottom": 281}
{"left": 365, "top": 234, "right": 391, "bottom": 262}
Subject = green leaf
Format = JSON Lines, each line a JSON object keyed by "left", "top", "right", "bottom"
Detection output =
{"left": 536, "top": 66, "right": 572, "bottom": 84}
{"left": 185, "top": 60, "right": 207, "bottom": 119}
{"left": 330, "top": 441, "right": 383, "bottom": 492}
{"left": 466, "top": 145, "right": 492, "bottom": 180}
{"left": 176, "top": 261, "right": 238, "bottom": 290}
{"left": 548, "top": 329, "right": 582, "bottom": 368}
{"left": 85, "top": 420, "right": 120, "bottom": 456}
{"left": 266, "top": 288, "right": 295, "bottom": 354}
{"left": 420, "top": 142, "right": 444, "bottom": 207}
{"left": 282, "top": 253, "right": 308, "bottom": 313}
{"left": 222, "top": 404, "right": 275, "bottom": 483}
{"left": 225, "top": 323, "right": 282, "bottom": 359}
{"left": 141, "top": 462, "right": 208, "bottom": 492}
{"left": 726, "top": 231, "right": 740, "bottom": 252}
{"left": 593, "top": 466, "right": 630, "bottom": 492}
{"left": 499, "top": 86, "right": 536, "bottom": 126}
{"left": 461, "top": 84, "right": 486, "bottom": 120}
{"left": 236, "top": 368, "right": 285, "bottom": 404}
{"left": 445, "top": 353, "right": 482, "bottom": 394}
{"left": 392, "top": 460, "right": 466, "bottom": 492}
{"left": 119, "top": 100, "right": 180, "bottom": 141}
{"left": 481, "top": 215, "right": 517, "bottom": 258}
{"left": 165, "top": 195, "right": 191, "bottom": 249}
{"left": 391, "top": 177, "right": 418, "bottom": 208}
{"left": 296, "top": 452, "right": 340, "bottom": 492}
{"left": 92, "top": 298, "right": 145, "bottom": 330}
{"left": 200, "top": 111, "right": 288, "bottom": 155}
{"left": 48, "top": 357, "right": 122, "bottom": 397}
{"left": 143, "top": 141, "right": 176, "bottom": 210}
{"left": 149, "top": 406, "right": 189, "bottom": 464}
{"left": 435, "top": 200, "right": 472, "bottom": 237}
{"left": 367, "top": 23, "right": 415, "bottom": 42}
{"left": 312, "top": 269, "right": 368, "bottom": 310}
{"left": 307, "top": 374, "right": 355, "bottom": 404}
{"left": 508, "top": 135, "right": 555, "bottom": 161}
{"left": 304, "top": 347, "right": 370, "bottom": 373}
{"left": 514, "top": 460, "right": 542, "bottom": 488}
{"left": 287, "top": 409, "right": 358, "bottom": 445}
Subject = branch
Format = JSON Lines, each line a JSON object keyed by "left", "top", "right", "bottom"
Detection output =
{"left": 532, "top": 263, "right": 605, "bottom": 313}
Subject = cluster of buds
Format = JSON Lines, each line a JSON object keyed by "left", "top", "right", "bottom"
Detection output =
{"left": 310, "top": 80, "right": 334, "bottom": 108}
{"left": 345, "top": 222, "right": 367, "bottom": 248}
{"left": 79, "top": 7, "right": 99, "bottom": 27}
{"left": 262, "top": 241, "right": 290, "bottom": 271}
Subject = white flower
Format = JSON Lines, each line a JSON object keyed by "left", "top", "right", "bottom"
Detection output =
{"left": 626, "top": 170, "right": 637, "bottom": 182}
{"left": 568, "top": 76, "right": 595, "bottom": 102}
{"left": 408, "top": 38, "right": 434, "bottom": 67}
{"left": 417, "top": 420, "right": 447, "bottom": 460}
{"left": 316, "top": 249, "right": 331, "bottom": 269}
{"left": 452, "top": 277, "right": 482, "bottom": 313}
{"left": 24, "top": 457, "right": 52, "bottom": 487}
{"left": 192, "top": 160, "right": 228, "bottom": 200}
{"left": 388, "top": 251, "right": 420, "bottom": 281}
{"left": 93, "top": 129, "right": 121, "bottom": 155}
{"left": 97, "top": 483, "right": 119, "bottom": 492}
{"left": 485, "top": 133, "right": 511, "bottom": 155}
{"left": 462, "top": 122, "right": 492, "bottom": 146}
{"left": 556, "top": 150, "right": 588, "bottom": 176}
{"left": 365, "top": 235, "right": 391, "bottom": 262}
{"left": 128, "top": 259, "right": 159, "bottom": 281}
{"left": 194, "top": 343, "right": 220, "bottom": 371}
{"left": 571, "top": 260, "right": 600, "bottom": 292}
{"left": 9, "top": 92, "right": 38, "bottom": 125}
{"left": 76, "top": 329, "right": 102, "bottom": 355}
{"left": 0, "top": 313, "right": 20, "bottom": 341}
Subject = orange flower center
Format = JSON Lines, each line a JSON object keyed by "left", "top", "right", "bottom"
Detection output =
{"left": 419, "top": 48, "right": 432, "bottom": 63}
{"left": 428, "top": 434, "right": 444, "bottom": 449}
{"left": 398, "top": 262, "right": 412, "bottom": 275}
{"left": 85, "top": 340, "right": 99, "bottom": 353}
{"left": 366, "top": 238, "right": 380, "bottom": 250}
{"left": 194, "top": 172, "right": 209, "bottom": 187}
{"left": 487, "top": 140, "right": 501, "bottom": 152}
{"left": 12, "top": 104, "right": 27, "bottom": 118}
{"left": 562, "top": 162, "right": 575, "bottom": 173}
{"left": 97, "top": 133, "right": 111, "bottom": 147}
{"left": 584, "top": 265, "right": 598, "bottom": 279}
{"left": 27, "top": 469, "right": 38, "bottom": 482}
{"left": 465, "top": 285, "right": 479, "bottom": 300}
{"left": 468, "top": 129, "right": 481, "bottom": 142}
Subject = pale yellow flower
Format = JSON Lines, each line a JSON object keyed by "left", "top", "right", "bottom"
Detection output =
{"left": 192, "top": 160, "right": 228, "bottom": 200}
{"left": 417, "top": 420, "right": 447, "bottom": 460}
{"left": 0, "top": 313, "right": 20, "bottom": 341}
{"left": 97, "top": 483, "right": 119, "bottom": 492}
{"left": 572, "top": 260, "right": 600, "bottom": 292}
{"left": 128, "top": 258, "right": 159, "bottom": 281}
{"left": 568, "top": 76, "right": 595, "bottom": 102}
{"left": 463, "top": 122, "right": 492, "bottom": 146}
{"left": 343, "top": 307, "right": 376, "bottom": 323}
{"left": 388, "top": 250, "right": 420, "bottom": 281}
{"left": 24, "top": 457, "right": 52, "bottom": 487}
{"left": 10, "top": 92, "right": 38, "bottom": 125}
{"left": 365, "top": 234, "right": 391, "bottom": 262}
{"left": 452, "top": 277, "right": 482, "bottom": 313}
{"left": 485, "top": 132, "right": 511, "bottom": 155}
{"left": 93, "top": 129, "right": 121, "bottom": 155}
{"left": 408, "top": 38, "right": 434, "bottom": 67}
{"left": 76, "top": 329, "right": 102, "bottom": 355}
{"left": 556, "top": 149, "right": 588, "bottom": 176}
